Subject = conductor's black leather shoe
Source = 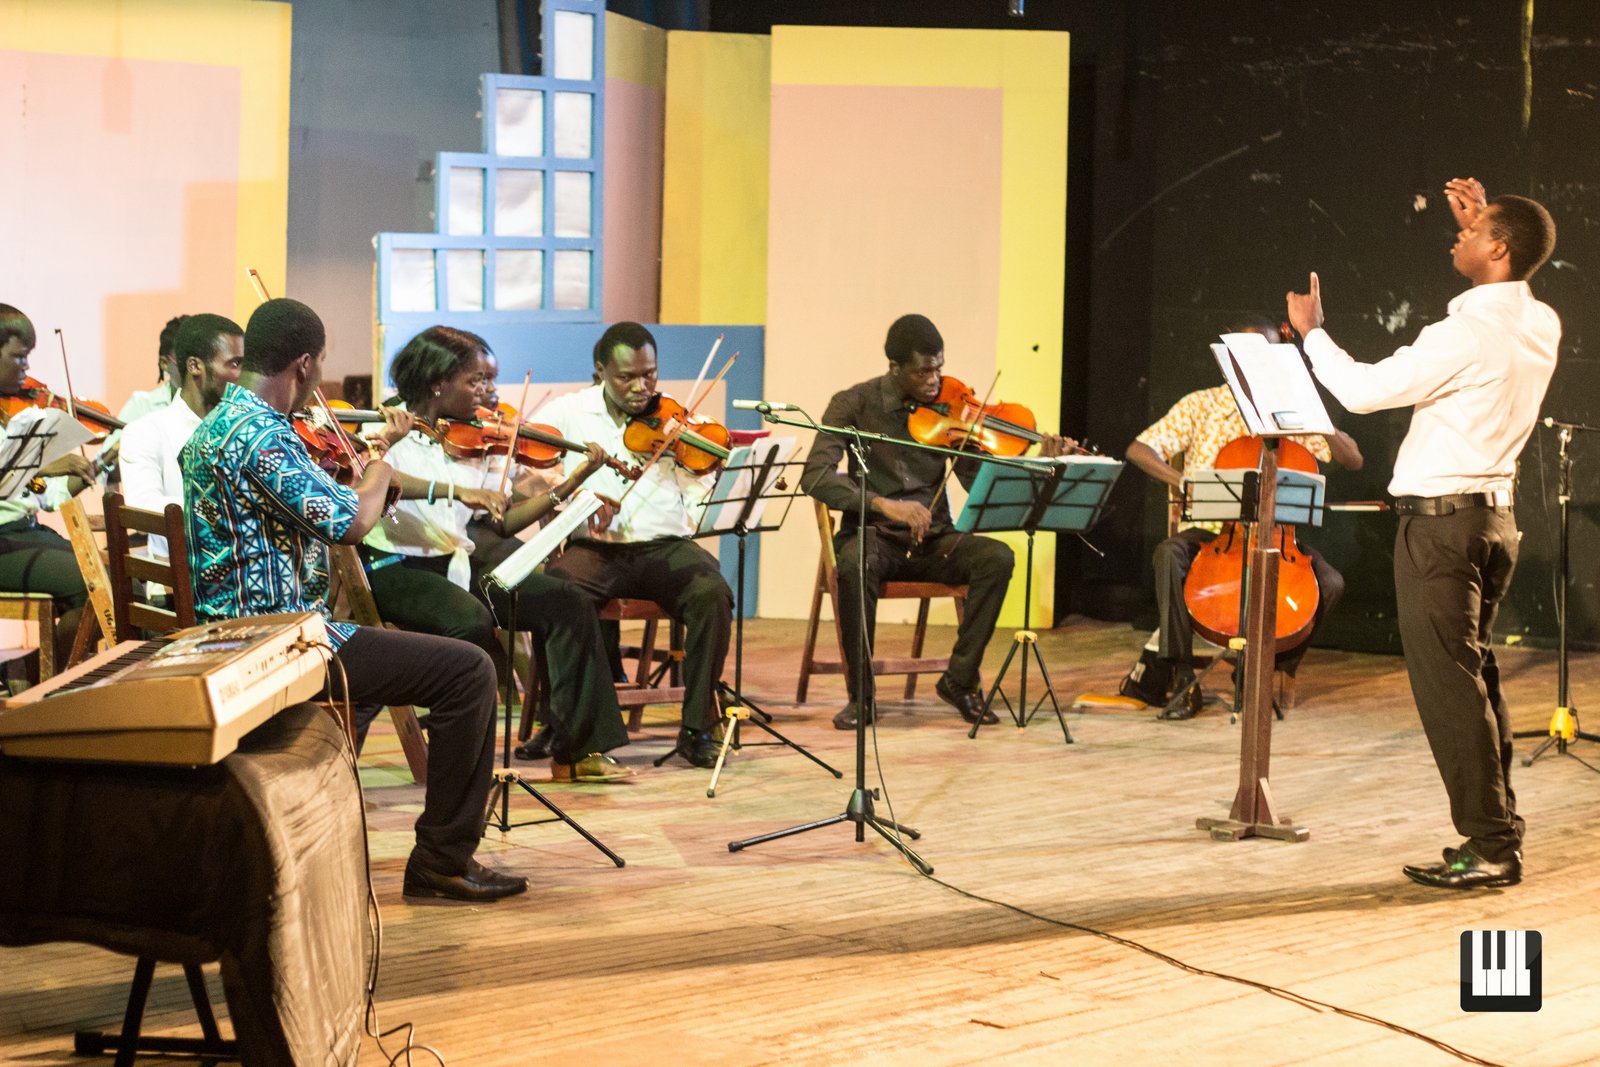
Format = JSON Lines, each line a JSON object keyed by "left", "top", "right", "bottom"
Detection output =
{"left": 832, "top": 701, "right": 874, "bottom": 730}
{"left": 403, "top": 856, "right": 528, "bottom": 902}
{"left": 514, "top": 721, "right": 553, "bottom": 761}
{"left": 676, "top": 727, "right": 720, "bottom": 769}
{"left": 1403, "top": 846, "right": 1521, "bottom": 890}
{"left": 935, "top": 676, "right": 999, "bottom": 725}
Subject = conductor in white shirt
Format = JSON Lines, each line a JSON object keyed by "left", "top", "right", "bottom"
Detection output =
{"left": 1287, "top": 178, "right": 1560, "bottom": 890}
{"left": 118, "top": 313, "right": 244, "bottom": 555}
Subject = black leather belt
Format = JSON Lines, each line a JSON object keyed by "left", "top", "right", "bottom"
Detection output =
{"left": 1392, "top": 491, "right": 1513, "bottom": 516}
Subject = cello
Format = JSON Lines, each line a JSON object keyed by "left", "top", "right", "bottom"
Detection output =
{"left": 1182, "top": 435, "right": 1320, "bottom": 652}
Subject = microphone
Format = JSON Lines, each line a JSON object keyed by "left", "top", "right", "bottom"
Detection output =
{"left": 1543, "top": 416, "right": 1600, "bottom": 433}
{"left": 732, "top": 399, "right": 800, "bottom": 412}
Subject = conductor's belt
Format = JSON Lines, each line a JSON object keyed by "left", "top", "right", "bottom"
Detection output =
{"left": 1392, "top": 491, "right": 1513, "bottom": 516}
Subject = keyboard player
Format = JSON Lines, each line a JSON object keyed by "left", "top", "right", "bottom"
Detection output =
{"left": 181, "top": 297, "right": 525, "bottom": 903}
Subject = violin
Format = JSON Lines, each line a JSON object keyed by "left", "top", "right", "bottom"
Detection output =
{"left": 622, "top": 393, "right": 731, "bottom": 475}
{"left": 0, "top": 376, "right": 126, "bottom": 436}
{"left": 1181, "top": 436, "right": 1321, "bottom": 652}
{"left": 906, "top": 375, "right": 1061, "bottom": 457}
{"left": 308, "top": 405, "right": 642, "bottom": 481}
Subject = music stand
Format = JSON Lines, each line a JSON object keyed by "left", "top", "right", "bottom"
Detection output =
{"left": 1192, "top": 333, "right": 1334, "bottom": 844}
{"left": 684, "top": 437, "right": 843, "bottom": 796}
{"left": 0, "top": 408, "right": 93, "bottom": 498}
{"left": 480, "top": 492, "right": 624, "bottom": 866}
{"left": 958, "top": 455, "right": 1123, "bottom": 741}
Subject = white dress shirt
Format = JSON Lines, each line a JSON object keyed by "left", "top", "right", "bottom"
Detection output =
{"left": 1303, "top": 281, "right": 1560, "bottom": 498}
{"left": 119, "top": 396, "right": 202, "bottom": 558}
{"left": 538, "top": 385, "right": 712, "bottom": 543}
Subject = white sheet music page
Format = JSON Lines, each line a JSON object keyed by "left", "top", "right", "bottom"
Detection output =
{"left": 1216, "top": 332, "right": 1335, "bottom": 436}
{"left": 487, "top": 490, "right": 604, "bottom": 590}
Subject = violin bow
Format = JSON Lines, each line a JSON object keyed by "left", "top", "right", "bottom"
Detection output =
{"left": 496, "top": 371, "right": 533, "bottom": 497}
{"left": 246, "top": 268, "right": 272, "bottom": 304}
{"left": 53, "top": 329, "right": 100, "bottom": 472}
{"left": 925, "top": 369, "right": 1001, "bottom": 523}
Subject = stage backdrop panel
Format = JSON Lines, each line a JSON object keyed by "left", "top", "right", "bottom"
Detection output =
{"left": 0, "top": 0, "right": 291, "bottom": 407}
{"left": 760, "top": 26, "right": 1069, "bottom": 629}
{"left": 602, "top": 12, "right": 666, "bottom": 324}
{"left": 658, "top": 31, "right": 771, "bottom": 326}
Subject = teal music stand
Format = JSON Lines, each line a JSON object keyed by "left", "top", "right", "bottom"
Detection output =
{"left": 955, "top": 455, "right": 1123, "bottom": 741}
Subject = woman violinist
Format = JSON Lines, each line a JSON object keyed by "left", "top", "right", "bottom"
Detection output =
{"left": 1116, "top": 314, "right": 1363, "bottom": 718}
{"left": 358, "top": 325, "right": 631, "bottom": 782}
{"left": 799, "top": 313, "right": 1076, "bottom": 732}
{"left": 0, "top": 304, "right": 99, "bottom": 668}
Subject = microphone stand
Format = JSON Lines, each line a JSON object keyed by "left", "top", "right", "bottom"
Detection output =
{"left": 1515, "top": 419, "right": 1600, "bottom": 762}
{"left": 727, "top": 407, "right": 1040, "bottom": 874}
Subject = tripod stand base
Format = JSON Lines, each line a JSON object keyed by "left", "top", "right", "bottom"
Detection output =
{"left": 974, "top": 629, "right": 1070, "bottom": 742}
{"left": 1516, "top": 706, "right": 1600, "bottom": 765}
{"left": 727, "top": 787, "right": 932, "bottom": 875}
{"left": 707, "top": 684, "right": 843, "bottom": 797}
{"left": 483, "top": 769, "right": 625, "bottom": 867}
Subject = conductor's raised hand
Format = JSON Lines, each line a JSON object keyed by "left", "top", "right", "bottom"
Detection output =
{"left": 1285, "top": 271, "right": 1324, "bottom": 338}
{"left": 1444, "top": 177, "right": 1487, "bottom": 230}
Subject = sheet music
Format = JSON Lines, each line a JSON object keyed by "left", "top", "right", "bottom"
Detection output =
{"left": 486, "top": 490, "right": 604, "bottom": 590}
{"left": 0, "top": 407, "right": 97, "bottom": 499}
{"left": 695, "top": 436, "right": 798, "bottom": 535}
{"left": 1215, "top": 332, "right": 1335, "bottom": 436}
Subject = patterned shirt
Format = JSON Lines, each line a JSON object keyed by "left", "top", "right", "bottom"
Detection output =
{"left": 1136, "top": 384, "right": 1331, "bottom": 533}
{"left": 181, "top": 383, "right": 361, "bottom": 648}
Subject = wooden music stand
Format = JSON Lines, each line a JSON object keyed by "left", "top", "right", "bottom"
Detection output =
{"left": 1194, "top": 333, "right": 1335, "bottom": 843}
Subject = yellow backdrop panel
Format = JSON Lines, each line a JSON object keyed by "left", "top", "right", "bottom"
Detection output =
{"left": 0, "top": 0, "right": 290, "bottom": 406}
{"left": 761, "top": 26, "right": 1069, "bottom": 631}
{"left": 659, "top": 31, "right": 771, "bottom": 326}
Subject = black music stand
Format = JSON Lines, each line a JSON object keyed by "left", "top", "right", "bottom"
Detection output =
{"left": 0, "top": 407, "right": 90, "bottom": 498}
{"left": 687, "top": 437, "right": 843, "bottom": 796}
{"left": 481, "top": 495, "right": 624, "bottom": 866}
{"left": 959, "top": 455, "right": 1123, "bottom": 741}
{"left": 727, "top": 406, "right": 1046, "bottom": 875}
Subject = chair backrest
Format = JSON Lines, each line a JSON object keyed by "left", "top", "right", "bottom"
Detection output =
{"left": 102, "top": 492, "right": 196, "bottom": 638}
{"left": 814, "top": 500, "right": 840, "bottom": 589}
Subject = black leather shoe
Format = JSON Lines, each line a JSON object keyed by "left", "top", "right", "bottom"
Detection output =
{"left": 403, "top": 856, "right": 528, "bottom": 902}
{"left": 1403, "top": 846, "right": 1522, "bottom": 890}
{"left": 514, "top": 722, "right": 554, "bottom": 761}
{"left": 832, "top": 701, "right": 874, "bottom": 730}
{"left": 676, "top": 727, "right": 720, "bottom": 769}
{"left": 935, "top": 675, "right": 999, "bottom": 725}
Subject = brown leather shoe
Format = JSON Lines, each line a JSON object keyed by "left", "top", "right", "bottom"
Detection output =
{"left": 403, "top": 856, "right": 528, "bottom": 902}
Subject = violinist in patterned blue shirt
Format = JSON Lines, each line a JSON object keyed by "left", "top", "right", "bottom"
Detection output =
{"left": 181, "top": 297, "right": 525, "bottom": 903}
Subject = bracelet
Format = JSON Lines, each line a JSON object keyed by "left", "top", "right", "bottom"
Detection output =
{"left": 547, "top": 489, "right": 564, "bottom": 508}
{"left": 447, "top": 482, "right": 456, "bottom": 504}
{"left": 426, "top": 480, "right": 437, "bottom": 505}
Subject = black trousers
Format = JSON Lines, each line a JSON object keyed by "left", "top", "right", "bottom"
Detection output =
{"left": 1153, "top": 527, "right": 1344, "bottom": 675}
{"left": 1394, "top": 507, "right": 1523, "bottom": 863}
{"left": 833, "top": 527, "right": 1014, "bottom": 701}
{"left": 0, "top": 519, "right": 88, "bottom": 663}
{"left": 362, "top": 552, "right": 628, "bottom": 763}
{"left": 544, "top": 538, "right": 732, "bottom": 731}
{"left": 326, "top": 626, "right": 497, "bottom": 873}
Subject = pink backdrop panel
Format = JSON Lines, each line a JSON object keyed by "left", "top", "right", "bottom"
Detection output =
{"left": 0, "top": 51, "right": 240, "bottom": 405}
{"left": 767, "top": 84, "right": 1003, "bottom": 395}
{"left": 602, "top": 75, "right": 664, "bottom": 324}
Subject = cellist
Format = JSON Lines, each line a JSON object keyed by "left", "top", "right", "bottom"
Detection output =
{"left": 1117, "top": 314, "right": 1363, "bottom": 716}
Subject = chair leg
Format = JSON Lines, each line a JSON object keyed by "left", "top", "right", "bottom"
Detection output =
{"left": 797, "top": 577, "right": 825, "bottom": 703}
{"left": 387, "top": 705, "right": 430, "bottom": 786}
{"left": 906, "top": 598, "right": 932, "bottom": 700}
{"left": 1276, "top": 671, "right": 1297, "bottom": 711}
{"left": 38, "top": 599, "right": 55, "bottom": 681}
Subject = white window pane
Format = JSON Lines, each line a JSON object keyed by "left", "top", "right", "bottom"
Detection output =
{"left": 552, "top": 171, "right": 591, "bottom": 238}
{"left": 552, "top": 11, "right": 595, "bottom": 81}
{"left": 446, "top": 249, "right": 485, "bottom": 311}
{"left": 494, "top": 170, "right": 543, "bottom": 237}
{"left": 447, "top": 168, "right": 484, "bottom": 236}
{"left": 495, "top": 250, "right": 543, "bottom": 310}
{"left": 552, "top": 249, "right": 591, "bottom": 310}
{"left": 390, "top": 250, "right": 437, "bottom": 312}
{"left": 495, "top": 87, "right": 543, "bottom": 157}
{"left": 553, "top": 92, "right": 592, "bottom": 159}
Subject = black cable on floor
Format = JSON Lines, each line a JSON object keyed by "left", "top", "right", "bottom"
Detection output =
{"left": 922, "top": 872, "right": 1504, "bottom": 1067}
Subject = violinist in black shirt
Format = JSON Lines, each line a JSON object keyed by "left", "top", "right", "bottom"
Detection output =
{"left": 801, "top": 314, "right": 1071, "bottom": 730}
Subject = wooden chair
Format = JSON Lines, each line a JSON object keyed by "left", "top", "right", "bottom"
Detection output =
{"left": 325, "top": 546, "right": 432, "bottom": 785}
{"left": 101, "top": 493, "right": 361, "bottom": 751}
{"left": 796, "top": 501, "right": 967, "bottom": 704}
{"left": 517, "top": 598, "right": 687, "bottom": 741}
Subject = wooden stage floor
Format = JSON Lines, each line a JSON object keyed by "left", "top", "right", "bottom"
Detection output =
{"left": 3, "top": 617, "right": 1599, "bottom": 1066}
